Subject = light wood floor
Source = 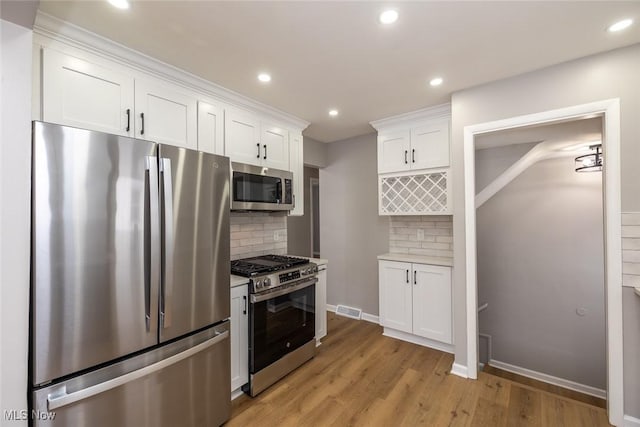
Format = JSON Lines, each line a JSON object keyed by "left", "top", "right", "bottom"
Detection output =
{"left": 226, "top": 313, "right": 611, "bottom": 427}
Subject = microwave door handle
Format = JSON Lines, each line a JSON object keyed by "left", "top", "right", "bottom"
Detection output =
{"left": 160, "top": 157, "right": 174, "bottom": 329}
{"left": 144, "top": 156, "right": 160, "bottom": 332}
{"left": 277, "top": 180, "right": 282, "bottom": 204}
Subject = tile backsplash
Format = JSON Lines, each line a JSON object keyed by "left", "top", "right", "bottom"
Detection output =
{"left": 230, "top": 212, "right": 288, "bottom": 260}
{"left": 389, "top": 215, "right": 453, "bottom": 258}
{"left": 622, "top": 212, "right": 640, "bottom": 287}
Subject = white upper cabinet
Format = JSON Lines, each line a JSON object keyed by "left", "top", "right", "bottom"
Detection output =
{"left": 224, "top": 109, "right": 262, "bottom": 166}
{"left": 197, "top": 100, "right": 224, "bottom": 155}
{"left": 411, "top": 119, "right": 450, "bottom": 170}
{"left": 289, "top": 132, "right": 304, "bottom": 216}
{"left": 224, "top": 109, "right": 290, "bottom": 170}
{"left": 134, "top": 78, "right": 197, "bottom": 149}
{"left": 377, "top": 130, "right": 411, "bottom": 174}
{"left": 260, "top": 122, "right": 289, "bottom": 170}
{"left": 42, "top": 48, "right": 134, "bottom": 137}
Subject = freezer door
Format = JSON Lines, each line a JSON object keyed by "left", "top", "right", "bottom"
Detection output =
{"left": 32, "top": 122, "right": 160, "bottom": 386}
{"left": 158, "top": 145, "right": 230, "bottom": 342}
{"left": 32, "top": 321, "right": 231, "bottom": 427}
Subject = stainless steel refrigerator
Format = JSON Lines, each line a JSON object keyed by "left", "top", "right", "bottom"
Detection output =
{"left": 30, "top": 122, "right": 231, "bottom": 426}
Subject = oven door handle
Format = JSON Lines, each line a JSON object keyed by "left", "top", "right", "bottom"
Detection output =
{"left": 250, "top": 278, "right": 318, "bottom": 303}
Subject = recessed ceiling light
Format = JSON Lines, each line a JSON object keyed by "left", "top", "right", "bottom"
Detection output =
{"left": 329, "top": 109, "right": 339, "bottom": 117}
{"left": 379, "top": 9, "right": 398, "bottom": 25}
{"left": 258, "top": 73, "right": 271, "bottom": 83}
{"left": 108, "top": 0, "right": 130, "bottom": 10}
{"left": 607, "top": 18, "right": 633, "bottom": 32}
{"left": 430, "top": 77, "right": 443, "bottom": 87}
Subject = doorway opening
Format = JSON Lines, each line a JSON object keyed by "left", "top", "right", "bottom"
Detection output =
{"left": 474, "top": 117, "right": 606, "bottom": 405}
{"left": 462, "top": 99, "right": 623, "bottom": 426}
{"left": 287, "top": 166, "right": 320, "bottom": 258}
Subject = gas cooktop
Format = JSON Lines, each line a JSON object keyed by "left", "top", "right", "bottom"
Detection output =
{"left": 230, "top": 254, "right": 309, "bottom": 277}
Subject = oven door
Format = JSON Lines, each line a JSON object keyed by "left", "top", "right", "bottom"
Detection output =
{"left": 249, "top": 278, "right": 316, "bottom": 373}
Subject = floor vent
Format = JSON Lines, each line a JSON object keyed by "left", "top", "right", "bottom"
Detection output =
{"left": 335, "top": 305, "right": 362, "bottom": 320}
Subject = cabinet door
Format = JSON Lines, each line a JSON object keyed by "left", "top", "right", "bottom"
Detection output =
{"left": 410, "top": 119, "right": 450, "bottom": 169}
{"left": 197, "top": 101, "right": 224, "bottom": 155}
{"left": 315, "top": 268, "right": 327, "bottom": 343}
{"left": 412, "top": 264, "right": 452, "bottom": 343}
{"left": 377, "top": 130, "right": 411, "bottom": 173}
{"left": 230, "top": 284, "right": 249, "bottom": 392}
{"left": 134, "top": 79, "right": 197, "bottom": 149}
{"left": 224, "top": 109, "right": 261, "bottom": 166}
{"left": 42, "top": 48, "right": 134, "bottom": 137}
{"left": 289, "top": 132, "right": 304, "bottom": 216}
{"left": 378, "top": 260, "right": 413, "bottom": 333}
{"left": 261, "top": 122, "right": 289, "bottom": 170}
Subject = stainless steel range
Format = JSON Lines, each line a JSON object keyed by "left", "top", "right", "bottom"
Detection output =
{"left": 231, "top": 255, "right": 318, "bottom": 396}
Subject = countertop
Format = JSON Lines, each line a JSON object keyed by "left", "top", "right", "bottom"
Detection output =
{"left": 230, "top": 256, "right": 328, "bottom": 288}
{"left": 377, "top": 253, "right": 453, "bottom": 267}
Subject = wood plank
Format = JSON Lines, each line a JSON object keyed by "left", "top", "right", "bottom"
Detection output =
{"left": 225, "top": 313, "right": 610, "bottom": 427}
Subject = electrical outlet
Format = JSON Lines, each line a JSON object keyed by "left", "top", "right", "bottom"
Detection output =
{"left": 273, "top": 231, "right": 280, "bottom": 241}
{"left": 417, "top": 229, "right": 425, "bottom": 240}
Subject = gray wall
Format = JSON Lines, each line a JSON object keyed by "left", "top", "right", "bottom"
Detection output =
{"left": 475, "top": 142, "right": 537, "bottom": 193}
{"left": 303, "top": 136, "right": 328, "bottom": 168}
{"left": 287, "top": 166, "right": 319, "bottom": 257}
{"left": 1, "top": 18, "right": 33, "bottom": 422}
{"left": 319, "top": 133, "right": 389, "bottom": 315}
{"left": 477, "top": 154, "right": 605, "bottom": 390}
{"left": 451, "top": 42, "right": 640, "bottom": 417}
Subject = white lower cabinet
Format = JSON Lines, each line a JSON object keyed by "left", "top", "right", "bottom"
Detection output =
{"left": 315, "top": 266, "right": 327, "bottom": 345}
{"left": 379, "top": 260, "right": 452, "bottom": 347}
{"left": 230, "top": 284, "right": 248, "bottom": 393}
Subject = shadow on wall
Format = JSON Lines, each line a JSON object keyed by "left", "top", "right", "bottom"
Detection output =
{"left": 287, "top": 166, "right": 319, "bottom": 258}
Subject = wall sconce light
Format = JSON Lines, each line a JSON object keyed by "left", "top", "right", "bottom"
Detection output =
{"left": 575, "top": 144, "right": 603, "bottom": 172}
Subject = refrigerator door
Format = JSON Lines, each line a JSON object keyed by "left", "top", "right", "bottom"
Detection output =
{"left": 32, "top": 122, "right": 160, "bottom": 386}
{"left": 32, "top": 321, "right": 231, "bottom": 427}
{"left": 158, "top": 145, "right": 230, "bottom": 342}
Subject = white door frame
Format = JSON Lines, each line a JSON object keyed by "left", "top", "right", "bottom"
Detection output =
{"left": 462, "top": 99, "right": 623, "bottom": 426}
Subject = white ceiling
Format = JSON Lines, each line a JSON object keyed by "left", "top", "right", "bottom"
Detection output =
{"left": 38, "top": 1, "right": 640, "bottom": 142}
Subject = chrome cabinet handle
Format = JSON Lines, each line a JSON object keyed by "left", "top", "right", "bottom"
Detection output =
{"left": 160, "top": 158, "right": 174, "bottom": 329}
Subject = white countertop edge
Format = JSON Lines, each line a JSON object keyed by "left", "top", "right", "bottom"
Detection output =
{"left": 230, "top": 275, "right": 250, "bottom": 288}
{"left": 377, "top": 253, "right": 453, "bottom": 267}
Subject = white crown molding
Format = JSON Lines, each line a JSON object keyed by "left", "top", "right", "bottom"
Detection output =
{"left": 33, "top": 11, "right": 310, "bottom": 133}
{"left": 369, "top": 103, "right": 451, "bottom": 131}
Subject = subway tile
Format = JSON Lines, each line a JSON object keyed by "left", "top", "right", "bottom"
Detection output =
{"left": 622, "top": 262, "right": 640, "bottom": 275}
{"left": 622, "top": 226, "right": 640, "bottom": 238}
{"left": 231, "top": 231, "right": 252, "bottom": 240}
{"left": 622, "top": 274, "right": 640, "bottom": 286}
{"left": 240, "top": 223, "right": 264, "bottom": 232}
{"left": 623, "top": 250, "right": 640, "bottom": 263}
{"left": 621, "top": 213, "right": 640, "bottom": 226}
{"left": 622, "top": 238, "right": 640, "bottom": 250}
{"left": 436, "top": 236, "right": 453, "bottom": 243}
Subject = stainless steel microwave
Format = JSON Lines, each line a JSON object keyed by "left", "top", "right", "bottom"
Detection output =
{"left": 231, "top": 162, "right": 294, "bottom": 211}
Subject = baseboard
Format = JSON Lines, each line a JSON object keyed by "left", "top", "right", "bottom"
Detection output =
{"left": 624, "top": 414, "right": 640, "bottom": 427}
{"left": 488, "top": 359, "right": 606, "bottom": 399}
{"left": 450, "top": 362, "right": 469, "bottom": 378}
{"left": 231, "top": 388, "right": 245, "bottom": 401}
{"left": 326, "top": 304, "right": 379, "bottom": 324}
{"left": 382, "top": 327, "right": 454, "bottom": 354}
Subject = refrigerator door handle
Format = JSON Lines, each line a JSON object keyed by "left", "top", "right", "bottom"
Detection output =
{"left": 160, "top": 157, "right": 174, "bottom": 329}
{"left": 46, "top": 330, "right": 229, "bottom": 411}
{"left": 144, "top": 156, "right": 160, "bottom": 332}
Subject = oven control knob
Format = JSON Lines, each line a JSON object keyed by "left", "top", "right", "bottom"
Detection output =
{"left": 255, "top": 279, "right": 263, "bottom": 289}
{"left": 264, "top": 278, "right": 271, "bottom": 287}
